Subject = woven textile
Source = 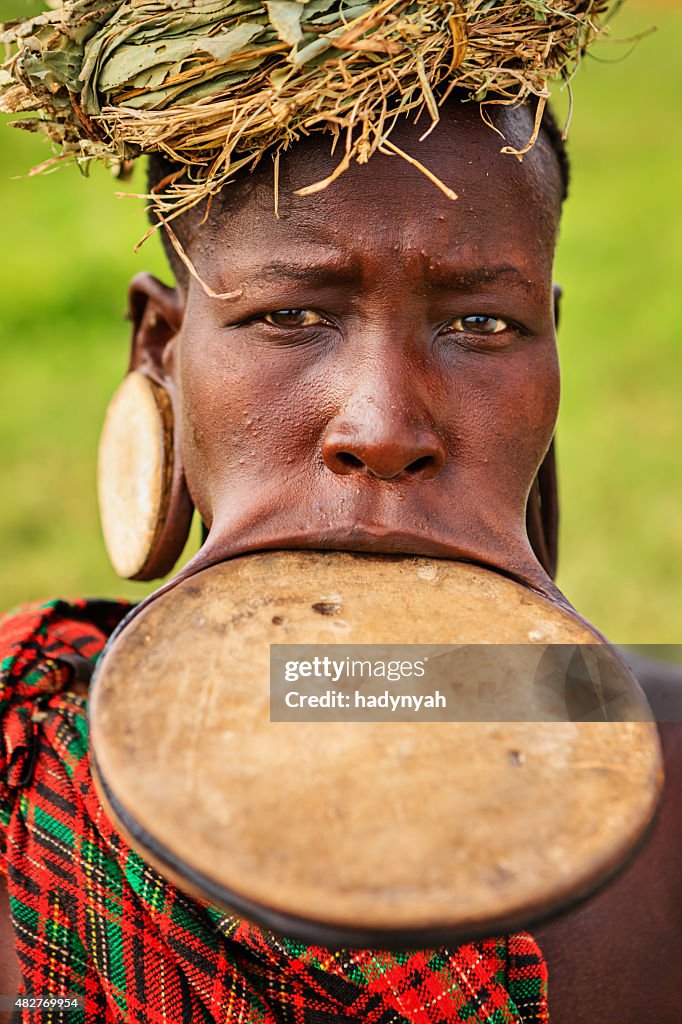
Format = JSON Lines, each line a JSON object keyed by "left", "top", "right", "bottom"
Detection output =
{"left": 0, "top": 599, "right": 549, "bottom": 1023}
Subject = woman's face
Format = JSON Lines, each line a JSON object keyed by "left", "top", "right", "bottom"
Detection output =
{"left": 133, "top": 102, "right": 563, "bottom": 592}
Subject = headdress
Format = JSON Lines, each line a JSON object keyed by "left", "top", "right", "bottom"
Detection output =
{"left": 1, "top": 1, "right": 620, "bottom": 223}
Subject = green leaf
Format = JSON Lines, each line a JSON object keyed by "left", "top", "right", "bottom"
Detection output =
{"left": 300, "top": 0, "right": 338, "bottom": 19}
{"left": 97, "top": 38, "right": 199, "bottom": 90}
{"left": 266, "top": 1, "right": 303, "bottom": 46}
{"left": 290, "top": 34, "right": 333, "bottom": 67}
{"left": 198, "top": 22, "right": 265, "bottom": 59}
{"left": 311, "top": 3, "right": 372, "bottom": 26}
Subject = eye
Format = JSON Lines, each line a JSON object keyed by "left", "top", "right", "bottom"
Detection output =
{"left": 449, "top": 315, "right": 508, "bottom": 335}
{"left": 263, "top": 309, "right": 324, "bottom": 328}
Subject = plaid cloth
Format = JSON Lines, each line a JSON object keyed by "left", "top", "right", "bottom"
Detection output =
{"left": 0, "top": 599, "right": 549, "bottom": 1024}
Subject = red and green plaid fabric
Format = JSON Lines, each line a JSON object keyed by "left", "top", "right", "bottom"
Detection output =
{"left": 0, "top": 599, "right": 549, "bottom": 1023}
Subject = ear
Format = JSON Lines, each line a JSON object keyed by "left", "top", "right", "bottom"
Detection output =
{"left": 100, "top": 273, "right": 193, "bottom": 581}
{"left": 127, "top": 272, "right": 184, "bottom": 381}
{"left": 553, "top": 283, "right": 563, "bottom": 332}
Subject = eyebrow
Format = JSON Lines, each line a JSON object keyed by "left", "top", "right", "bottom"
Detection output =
{"left": 236, "top": 257, "right": 533, "bottom": 294}
{"left": 428, "top": 263, "right": 535, "bottom": 293}
{"left": 249, "top": 258, "right": 363, "bottom": 287}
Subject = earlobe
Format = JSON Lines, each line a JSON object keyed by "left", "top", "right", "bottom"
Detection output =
{"left": 553, "top": 283, "right": 563, "bottom": 331}
{"left": 127, "top": 272, "right": 184, "bottom": 379}
{"left": 97, "top": 273, "right": 193, "bottom": 581}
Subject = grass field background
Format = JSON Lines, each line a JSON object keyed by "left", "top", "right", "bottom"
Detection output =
{"left": 0, "top": 0, "right": 680, "bottom": 644}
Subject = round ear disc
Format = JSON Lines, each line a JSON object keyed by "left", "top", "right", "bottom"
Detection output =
{"left": 97, "top": 371, "right": 193, "bottom": 580}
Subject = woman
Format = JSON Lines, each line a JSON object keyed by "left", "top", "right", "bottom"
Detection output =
{"left": 1, "top": 2, "right": 680, "bottom": 1021}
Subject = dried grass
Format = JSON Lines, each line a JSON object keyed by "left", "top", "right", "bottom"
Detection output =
{"left": 0, "top": 0, "right": 621, "bottom": 222}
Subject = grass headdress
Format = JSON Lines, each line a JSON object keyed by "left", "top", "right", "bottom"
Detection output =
{"left": 1, "top": 0, "right": 620, "bottom": 224}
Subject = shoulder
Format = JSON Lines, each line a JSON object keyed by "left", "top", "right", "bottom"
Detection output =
{"left": 0, "top": 597, "right": 132, "bottom": 847}
{"left": 621, "top": 648, "right": 682, "bottom": 725}
{"left": 536, "top": 652, "right": 682, "bottom": 1024}
{"left": 0, "top": 597, "right": 133, "bottom": 719}
{"left": 0, "top": 597, "right": 131, "bottom": 680}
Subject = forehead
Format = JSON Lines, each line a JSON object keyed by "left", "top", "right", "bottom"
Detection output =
{"left": 189, "top": 101, "right": 562, "bottom": 289}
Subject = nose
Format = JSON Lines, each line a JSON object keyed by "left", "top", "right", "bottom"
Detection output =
{"left": 322, "top": 401, "right": 446, "bottom": 480}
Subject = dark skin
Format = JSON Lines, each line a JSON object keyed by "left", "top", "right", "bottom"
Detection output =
{"left": 145, "top": 101, "right": 565, "bottom": 602}
{"left": 1, "top": 101, "right": 680, "bottom": 1022}
{"left": 536, "top": 713, "right": 682, "bottom": 1023}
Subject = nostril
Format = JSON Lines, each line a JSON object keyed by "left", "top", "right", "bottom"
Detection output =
{"left": 323, "top": 434, "right": 446, "bottom": 479}
{"left": 406, "top": 455, "right": 435, "bottom": 475}
{"left": 336, "top": 452, "right": 364, "bottom": 469}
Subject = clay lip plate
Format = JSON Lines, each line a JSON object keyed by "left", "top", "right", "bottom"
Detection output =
{"left": 89, "top": 552, "right": 663, "bottom": 948}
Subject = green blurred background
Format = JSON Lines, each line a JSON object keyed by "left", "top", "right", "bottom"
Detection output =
{"left": 0, "top": 0, "right": 680, "bottom": 643}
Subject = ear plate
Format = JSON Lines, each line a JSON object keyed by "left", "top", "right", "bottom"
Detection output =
{"left": 98, "top": 371, "right": 192, "bottom": 580}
